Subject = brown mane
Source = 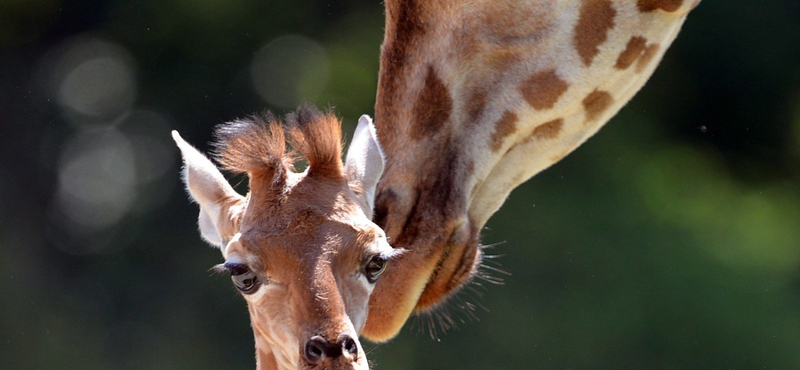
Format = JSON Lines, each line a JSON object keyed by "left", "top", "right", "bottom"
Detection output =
{"left": 285, "top": 106, "right": 344, "bottom": 179}
{"left": 213, "top": 106, "right": 344, "bottom": 182}
{"left": 213, "top": 111, "right": 289, "bottom": 180}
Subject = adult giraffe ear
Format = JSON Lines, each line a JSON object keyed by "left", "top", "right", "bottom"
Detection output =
{"left": 344, "top": 115, "right": 385, "bottom": 219}
{"left": 172, "top": 131, "right": 245, "bottom": 248}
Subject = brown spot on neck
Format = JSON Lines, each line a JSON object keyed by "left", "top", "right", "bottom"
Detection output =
{"left": 381, "top": 0, "right": 426, "bottom": 85}
{"left": 615, "top": 36, "right": 661, "bottom": 73}
{"left": 637, "top": 0, "right": 684, "bottom": 12}
{"left": 520, "top": 69, "right": 569, "bottom": 110}
{"left": 636, "top": 43, "right": 661, "bottom": 73}
{"left": 466, "top": 88, "right": 488, "bottom": 125}
{"left": 375, "top": 0, "right": 427, "bottom": 149}
{"left": 489, "top": 111, "right": 519, "bottom": 152}
{"left": 582, "top": 89, "right": 614, "bottom": 122}
{"left": 412, "top": 66, "right": 453, "bottom": 139}
{"left": 464, "top": 85, "right": 489, "bottom": 127}
{"left": 615, "top": 36, "right": 648, "bottom": 70}
{"left": 532, "top": 118, "right": 563, "bottom": 140}
{"left": 574, "top": 0, "right": 617, "bottom": 66}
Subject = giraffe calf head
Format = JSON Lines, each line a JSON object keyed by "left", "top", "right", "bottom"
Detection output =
{"left": 173, "top": 107, "right": 396, "bottom": 369}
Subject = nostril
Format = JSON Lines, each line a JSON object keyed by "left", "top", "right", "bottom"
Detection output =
{"left": 304, "top": 336, "right": 327, "bottom": 363}
{"left": 305, "top": 334, "right": 358, "bottom": 363}
{"left": 340, "top": 335, "right": 358, "bottom": 357}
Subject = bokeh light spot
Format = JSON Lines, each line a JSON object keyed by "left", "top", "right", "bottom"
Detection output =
{"left": 57, "top": 56, "right": 136, "bottom": 119}
{"left": 37, "top": 35, "right": 137, "bottom": 126}
{"left": 56, "top": 129, "right": 136, "bottom": 231}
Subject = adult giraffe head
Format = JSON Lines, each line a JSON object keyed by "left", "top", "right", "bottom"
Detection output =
{"left": 173, "top": 107, "right": 397, "bottom": 370}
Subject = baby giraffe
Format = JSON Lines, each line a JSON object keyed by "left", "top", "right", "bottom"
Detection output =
{"left": 173, "top": 107, "right": 395, "bottom": 370}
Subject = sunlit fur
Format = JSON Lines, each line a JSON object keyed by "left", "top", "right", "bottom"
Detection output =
{"left": 175, "top": 106, "right": 394, "bottom": 370}
{"left": 363, "top": 0, "right": 700, "bottom": 341}
{"left": 176, "top": 0, "right": 702, "bottom": 367}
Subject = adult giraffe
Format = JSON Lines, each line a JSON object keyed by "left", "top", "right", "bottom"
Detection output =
{"left": 173, "top": 0, "right": 701, "bottom": 369}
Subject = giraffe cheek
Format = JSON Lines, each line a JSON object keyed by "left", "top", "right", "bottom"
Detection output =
{"left": 340, "top": 277, "right": 373, "bottom": 334}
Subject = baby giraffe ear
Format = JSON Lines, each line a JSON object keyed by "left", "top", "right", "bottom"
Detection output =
{"left": 344, "top": 115, "right": 385, "bottom": 219}
{"left": 172, "top": 131, "right": 245, "bottom": 248}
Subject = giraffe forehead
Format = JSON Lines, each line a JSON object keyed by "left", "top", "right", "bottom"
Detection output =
{"left": 236, "top": 216, "right": 381, "bottom": 278}
{"left": 240, "top": 172, "right": 363, "bottom": 233}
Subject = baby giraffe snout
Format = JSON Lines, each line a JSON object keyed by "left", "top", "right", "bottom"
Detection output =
{"left": 303, "top": 334, "right": 359, "bottom": 366}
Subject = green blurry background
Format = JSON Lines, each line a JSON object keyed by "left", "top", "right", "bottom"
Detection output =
{"left": 2, "top": 1, "right": 799, "bottom": 369}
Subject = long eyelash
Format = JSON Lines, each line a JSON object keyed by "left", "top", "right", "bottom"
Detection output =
{"left": 382, "top": 248, "right": 408, "bottom": 260}
{"left": 209, "top": 263, "right": 228, "bottom": 275}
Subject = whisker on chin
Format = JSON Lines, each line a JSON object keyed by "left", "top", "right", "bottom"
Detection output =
{"left": 364, "top": 343, "right": 381, "bottom": 356}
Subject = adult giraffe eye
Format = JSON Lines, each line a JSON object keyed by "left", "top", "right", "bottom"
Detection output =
{"left": 364, "top": 256, "right": 388, "bottom": 284}
{"left": 226, "top": 263, "right": 261, "bottom": 294}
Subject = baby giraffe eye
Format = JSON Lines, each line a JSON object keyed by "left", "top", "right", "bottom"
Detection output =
{"left": 364, "top": 256, "right": 388, "bottom": 284}
{"left": 225, "top": 262, "right": 261, "bottom": 294}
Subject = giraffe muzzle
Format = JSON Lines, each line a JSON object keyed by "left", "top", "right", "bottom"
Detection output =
{"left": 303, "top": 334, "right": 361, "bottom": 368}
